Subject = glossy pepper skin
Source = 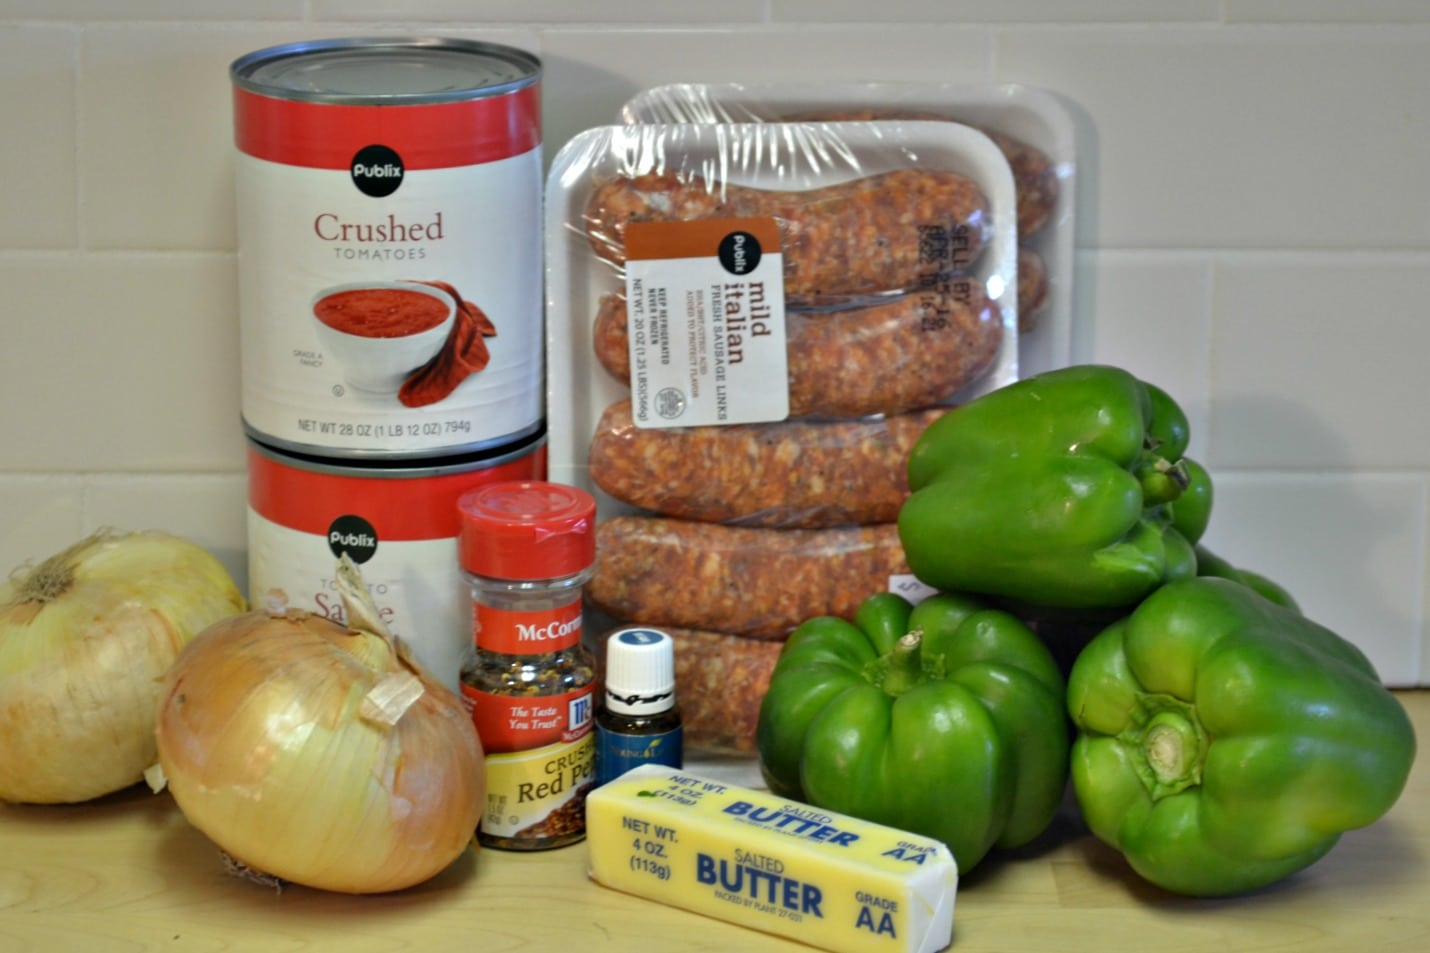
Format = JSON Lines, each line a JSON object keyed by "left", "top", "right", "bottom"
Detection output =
{"left": 756, "top": 591, "right": 1069, "bottom": 873}
{"left": 899, "top": 364, "right": 1211, "bottom": 609}
{"left": 1068, "top": 577, "right": 1416, "bottom": 896}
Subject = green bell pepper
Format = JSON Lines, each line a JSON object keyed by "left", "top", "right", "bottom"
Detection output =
{"left": 755, "top": 591, "right": 1070, "bottom": 873}
{"left": 899, "top": 364, "right": 1211, "bottom": 609}
{"left": 1068, "top": 577, "right": 1416, "bottom": 896}
{"left": 1194, "top": 544, "right": 1299, "bottom": 611}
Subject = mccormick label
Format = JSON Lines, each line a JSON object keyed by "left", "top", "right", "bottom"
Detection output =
{"left": 232, "top": 38, "right": 544, "bottom": 458}
{"left": 463, "top": 686, "right": 597, "bottom": 842}
{"left": 244, "top": 435, "right": 546, "bottom": 691}
{"left": 460, "top": 592, "right": 597, "bottom": 845}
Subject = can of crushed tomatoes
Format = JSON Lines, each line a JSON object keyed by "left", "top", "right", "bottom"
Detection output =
{"left": 232, "top": 37, "right": 543, "bottom": 459}
{"left": 245, "top": 430, "right": 547, "bottom": 691}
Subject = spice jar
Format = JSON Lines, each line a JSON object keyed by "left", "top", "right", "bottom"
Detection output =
{"left": 596, "top": 627, "right": 683, "bottom": 787}
{"left": 457, "top": 480, "right": 597, "bottom": 850}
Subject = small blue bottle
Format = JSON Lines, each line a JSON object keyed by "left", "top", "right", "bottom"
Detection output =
{"left": 596, "top": 628, "right": 683, "bottom": 786}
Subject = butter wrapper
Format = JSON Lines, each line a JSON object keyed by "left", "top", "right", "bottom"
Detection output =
{"left": 586, "top": 765, "right": 957, "bottom": 953}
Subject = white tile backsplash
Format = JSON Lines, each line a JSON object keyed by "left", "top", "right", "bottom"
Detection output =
{"left": 1071, "top": 249, "right": 1213, "bottom": 459}
{"left": 1225, "top": 1, "right": 1430, "bottom": 24}
{"left": 1200, "top": 471, "right": 1426, "bottom": 687}
{"left": 0, "top": 27, "right": 78, "bottom": 250}
{"left": 0, "top": 478, "right": 86, "bottom": 578}
{"left": 1209, "top": 252, "right": 1430, "bottom": 471}
{"left": 85, "top": 473, "right": 249, "bottom": 590}
{"left": 79, "top": 26, "right": 360, "bottom": 251}
{"left": 1, "top": 6, "right": 1427, "bottom": 683}
{"left": 773, "top": 0, "right": 1221, "bottom": 23}
{"left": 996, "top": 26, "right": 1430, "bottom": 250}
{"left": 0, "top": 1, "right": 303, "bottom": 19}
{"left": 311, "top": 0, "right": 771, "bottom": 23}
{"left": 0, "top": 252, "right": 245, "bottom": 472}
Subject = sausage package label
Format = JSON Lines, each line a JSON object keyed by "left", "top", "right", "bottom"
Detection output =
{"left": 586, "top": 765, "right": 957, "bottom": 953}
{"left": 623, "top": 217, "right": 790, "bottom": 428}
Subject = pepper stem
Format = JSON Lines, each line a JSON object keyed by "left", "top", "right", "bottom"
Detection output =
{"left": 877, "top": 630, "right": 926, "bottom": 697}
{"left": 1132, "top": 700, "right": 1207, "bottom": 800}
{"left": 1136, "top": 452, "right": 1190, "bottom": 506}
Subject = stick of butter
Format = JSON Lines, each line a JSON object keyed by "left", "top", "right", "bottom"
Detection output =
{"left": 586, "top": 764, "right": 957, "bottom": 953}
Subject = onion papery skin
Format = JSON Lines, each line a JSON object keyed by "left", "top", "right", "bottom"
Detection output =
{"left": 0, "top": 531, "right": 246, "bottom": 804}
{"left": 154, "top": 609, "right": 485, "bottom": 894}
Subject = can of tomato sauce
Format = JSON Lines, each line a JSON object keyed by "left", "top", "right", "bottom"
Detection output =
{"left": 245, "top": 429, "right": 547, "bottom": 691}
{"left": 231, "top": 37, "right": 543, "bottom": 459}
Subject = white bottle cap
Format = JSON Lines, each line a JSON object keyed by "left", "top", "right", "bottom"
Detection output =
{"left": 604, "top": 628, "right": 676, "bottom": 716}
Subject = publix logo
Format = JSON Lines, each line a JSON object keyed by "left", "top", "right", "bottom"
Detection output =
{"left": 328, "top": 515, "right": 378, "bottom": 563}
{"left": 351, "top": 144, "right": 404, "bottom": 198}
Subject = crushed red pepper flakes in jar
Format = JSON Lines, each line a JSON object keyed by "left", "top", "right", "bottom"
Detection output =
{"left": 457, "top": 481, "right": 599, "bottom": 850}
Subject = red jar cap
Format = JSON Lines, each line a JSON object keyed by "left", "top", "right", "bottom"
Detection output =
{"left": 457, "top": 480, "right": 596, "bottom": 580}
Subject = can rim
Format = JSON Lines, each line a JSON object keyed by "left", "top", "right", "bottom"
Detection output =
{"left": 242, "top": 418, "right": 546, "bottom": 467}
{"left": 246, "top": 424, "right": 547, "bottom": 479}
{"left": 230, "top": 36, "right": 541, "bottom": 105}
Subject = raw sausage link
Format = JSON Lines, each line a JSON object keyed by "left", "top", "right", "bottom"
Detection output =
{"left": 601, "top": 624, "right": 782, "bottom": 755}
{"left": 1017, "top": 247, "right": 1049, "bottom": 333}
{"left": 789, "top": 108, "right": 1059, "bottom": 239}
{"left": 588, "top": 400, "right": 946, "bottom": 529}
{"left": 591, "top": 281, "right": 1002, "bottom": 419}
{"left": 588, "top": 517, "right": 910, "bottom": 639}
{"left": 583, "top": 168, "right": 990, "bottom": 300}
{"left": 984, "top": 126, "right": 1060, "bottom": 239}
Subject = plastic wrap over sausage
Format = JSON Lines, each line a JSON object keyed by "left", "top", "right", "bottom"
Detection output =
{"left": 787, "top": 108, "right": 1059, "bottom": 240}
{"left": 588, "top": 517, "right": 910, "bottom": 639}
{"left": 591, "top": 282, "right": 1002, "bottom": 419}
{"left": 582, "top": 168, "right": 991, "bottom": 300}
{"left": 588, "top": 400, "right": 946, "bottom": 529}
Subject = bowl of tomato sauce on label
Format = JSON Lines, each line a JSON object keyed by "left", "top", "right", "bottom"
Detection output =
{"left": 311, "top": 281, "right": 457, "bottom": 395}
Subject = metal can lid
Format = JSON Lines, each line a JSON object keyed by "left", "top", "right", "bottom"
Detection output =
{"left": 458, "top": 480, "right": 596, "bottom": 580}
{"left": 604, "top": 628, "right": 677, "bottom": 716}
{"left": 231, "top": 36, "right": 540, "bottom": 105}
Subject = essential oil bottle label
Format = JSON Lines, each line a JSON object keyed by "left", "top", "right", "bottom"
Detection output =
{"left": 473, "top": 596, "right": 584, "bottom": 654}
{"left": 596, "top": 724, "right": 683, "bottom": 786}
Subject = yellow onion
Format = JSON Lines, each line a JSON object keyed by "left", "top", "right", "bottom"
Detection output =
{"left": 0, "top": 530, "right": 246, "bottom": 804}
{"left": 153, "top": 556, "right": 484, "bottom": 894}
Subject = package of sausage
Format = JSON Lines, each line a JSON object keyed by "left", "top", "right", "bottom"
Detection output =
{"left": 546, "top": 121, "right": 1013, "bottom": 729}
{"left": 618, "top": 82, "right": 1076, "bottom": 379}
{"left": 545, "top": 119, "right": 1019, "bottom": 495}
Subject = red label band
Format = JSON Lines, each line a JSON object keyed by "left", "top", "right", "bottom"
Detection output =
{"left": 474, "top": 598, "right": 583, "bottom": 654}
{"left": 247, "top": 444, "right": 546, "bottom": 541}
{"left": 463, "top": 684, "right": 595, "bottom": 753}
{"left": 233, "top": 84, "right": 541, "bottom": 169}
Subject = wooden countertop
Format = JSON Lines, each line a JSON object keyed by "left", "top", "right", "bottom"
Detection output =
{"left": 3, "top": 691, "right": 1426, "bottom": 952}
